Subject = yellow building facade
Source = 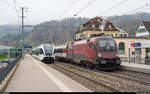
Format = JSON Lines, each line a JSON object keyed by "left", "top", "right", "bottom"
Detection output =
{"left": 114, "top": 37, "right": 147, "bottom": 63}
{"left": 75, "top": 17, "right": 149, "bottom": 63}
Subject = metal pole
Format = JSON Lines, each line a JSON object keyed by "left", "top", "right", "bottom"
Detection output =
{"left": 21, "top": 7, "right": 24, "bottom": 51}
{"left": 128, "top": 48, "right": 130, "bottom": 63}
{"left": 20, "top": 7, "right": 28, "bottom": 54}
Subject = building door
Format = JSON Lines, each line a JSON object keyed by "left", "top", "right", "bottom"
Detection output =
{"left": 145, "top": 48, "right": 150, "bottom": 64}
{"left": 135, "top": 48, "right": 141, "bottom": 63}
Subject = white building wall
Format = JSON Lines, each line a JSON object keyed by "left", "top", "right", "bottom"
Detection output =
{"left": 136, "top": 23, "right": 150, "bottom": 37}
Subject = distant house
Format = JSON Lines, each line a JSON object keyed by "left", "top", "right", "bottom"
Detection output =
{"left": 136, "top": 21, "right": 150, "bottom": 38}
{"left": 75, "top": 16, "right": 128, "bottom": 40}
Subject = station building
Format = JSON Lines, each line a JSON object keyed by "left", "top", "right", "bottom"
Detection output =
{"left": 75, "top": 17, "right": 150, "bottom": 63}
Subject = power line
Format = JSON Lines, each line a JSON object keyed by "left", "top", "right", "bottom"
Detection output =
{"left": 74, "top": 0, "right": 96, "bottom": 16}
{"left": 13, "top": 0, "right": 21, "bottom": 48}
{"left": 58, "top": 0, "right": 76, "bottom": 20}
{"left": 13, "top": 0, "right": 17, "bottom": 10}
{"left": 3, "top": 0, "right": 20, "bottom": 17}
{"left": 3, "top": 0, "right": 17, "bottom": 10}
{"left": 98, "top": 0, "right": 128, "bottom": 16}
{"left": 122, "top": 3, "right": 150, "bottom": 15}
{"left": 55, "top": 0, "right": 77, "bottom": 44}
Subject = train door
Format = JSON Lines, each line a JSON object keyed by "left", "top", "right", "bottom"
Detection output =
{"left": 38, "top": 48, "right": 44, "bottom": 60}
{"left": 135, "top": 48, "right": 141, "bottom": 63}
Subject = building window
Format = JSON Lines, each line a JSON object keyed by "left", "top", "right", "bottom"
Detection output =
{"left": 135, "top": 48, "right": 141, "bottom": 54}
{"left": 118, "top": 42, "right": 125, "bottom": 54}
{"left": 109, "top": 25, "right": 112, "bottom": 29}
{"left": 146, "top": 48, "right": 150, "bottom": 58}
{"left": 124, "top": 34, "right": 127, "bottom": 37}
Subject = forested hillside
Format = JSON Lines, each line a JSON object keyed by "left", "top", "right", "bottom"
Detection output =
{"left": 28, "top": 18, "right": 89, "bottom": 46}
{"left": 1, "top": 12, "right": 150, "bottom": 47}
{"left": 108, "top": 12, "right": 150, "bottom": 37}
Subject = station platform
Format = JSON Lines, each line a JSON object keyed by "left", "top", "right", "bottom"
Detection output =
{"left": 5, "top": 54, "right": 91, "bottom": 92}
{"left": 121, "top": 62, "right": 150, "bottom": 74}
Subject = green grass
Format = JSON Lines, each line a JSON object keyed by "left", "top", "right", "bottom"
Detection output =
{"left": 0, "top": 50, "right": 8, "bottom": 61}
{"left": 0, "top": 56, "right": 8, "bottom": 61}
{"left": 67, "top": 65, "right": 81, "bottom": 71}
{"left": 90, "top": 72, "right": 102, "bottom": 79}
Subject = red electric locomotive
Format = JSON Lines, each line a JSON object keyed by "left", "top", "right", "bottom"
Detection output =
{"left": 66, "top": 36, "right": 121, "bottom": 70}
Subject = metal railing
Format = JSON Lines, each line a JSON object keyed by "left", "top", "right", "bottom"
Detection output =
{"left": 128, "top": 57, "right": 145, "bottom": 64}
{"left": 0, "top": 55, "right": 22, "bottom": 84}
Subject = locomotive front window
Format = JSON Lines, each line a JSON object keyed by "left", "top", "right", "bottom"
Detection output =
{"left": 44, "top": 47, "right": 53, "bottom": 54}
{"left": 99, "top": 40, "right": 115, "bottom": 47}
{"left": 99, "top": 40, "right": 107, "bottom": 47}
{"left": 108, "top": 40, "right": 115, "bottom": 47}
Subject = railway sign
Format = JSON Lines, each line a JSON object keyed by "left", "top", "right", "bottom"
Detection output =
{"left": 24, "top": 45, "right": 32, "bottom": 49}
{"left": 130, "top": 42, "right": 141, "bottom": 47}
{"left": 129, "top": 42, "right": 141, "bottom": 48}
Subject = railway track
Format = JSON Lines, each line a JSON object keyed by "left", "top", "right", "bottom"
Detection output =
{"left": 60, "top": 60, "right": 150, "bottom": 86}
{"left": 66, "top": 61, "right": 150, "bottom": 86}
{"left": 50, "top": 61, "right": 150, "bottom": 92}
{"left": 49, "top": 63, "right": 121, "bottom": 92}
{"left": 99, "top": 70, "right": 150, "bottom": 86}
{"left": 113, "top": 70, "right": 150, "bottom": 82}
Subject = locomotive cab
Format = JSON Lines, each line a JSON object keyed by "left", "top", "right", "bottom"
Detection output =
{"left": 32, "top": 44, "right": 55, "bottom": 64}
{"left": 65, "top": 36, "right": 121, "bottom": 71}
{"left": 42, "top": 46, "right": 55, "bottom": 63}
{"left": 93, "top": 37, "right": 121, "bottom": 70}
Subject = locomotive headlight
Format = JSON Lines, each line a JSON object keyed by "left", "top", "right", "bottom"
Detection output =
{"left": 98, "top": 53, "right": 101, "bottom": 57}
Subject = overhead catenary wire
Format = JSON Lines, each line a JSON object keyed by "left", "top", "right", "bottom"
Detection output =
{"left": 58, "top": 0, "right": 76, "bottom": 20}
{"left": 111, "top": 1, "right": 150, "bottom": 32}
{"left": 3, "top": 0, "right": 17, "bottom": 10}
{"left": 3, "top": 0, "right": 20, "bottom": 17}
{"left": 122, "top": 3, "right": 150, "bottom": 15}
{"left": 13, "top": 0, "right": 17, "bottom": 11}
{"left": 3, "top": 0, "right": 27, "bottom": 48}
{"left": 14, "top": 0, "right": 22, "bottom": 48}
{"left": 55, "top": 0, "right": 78, "bottom": 44}
{"left": 74, "top": 0, "right": 96, "bottom": 16}
{"left": 98, "top": 0, "right": 128, "bottom": 16}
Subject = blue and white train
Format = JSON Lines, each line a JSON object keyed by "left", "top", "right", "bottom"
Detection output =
{"left": 32, "top": 44, "right": 55, "bottom": 63}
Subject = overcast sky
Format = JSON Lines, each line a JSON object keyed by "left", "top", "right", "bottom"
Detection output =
{"left": 0, "top": 0, "right": 150, "bottom": 25}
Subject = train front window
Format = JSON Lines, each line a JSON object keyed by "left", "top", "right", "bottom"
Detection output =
{"left": 98, "top": 40, "right": 116, "bottom": 51}
{"left": 99, "top": 40, "right": 115, "bottom": 47}
{"left": 99, "top": 40, "right": 108, "bottom": 47}
{"left": 108, "top": 40, "right": 115, "bottom": 47}
{"left": 44, "top": 47, "right": 53, "bottom": 54}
